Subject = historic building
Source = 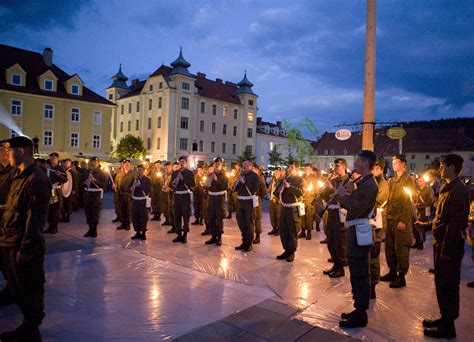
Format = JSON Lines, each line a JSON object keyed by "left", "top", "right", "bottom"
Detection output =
{"left": 107, "top": 49, "right": 258, "bottom": 165}
{"left": 0, "top": 44, "right": 114, "bottom": 158}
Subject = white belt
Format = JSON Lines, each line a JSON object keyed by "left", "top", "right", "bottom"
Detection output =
{"left": 175, "top": 190, "right": 192, "bottom": 195}
{"left": 0, "top": 204, "right": 6, "bottom": 209}
{"left": 237, "top": 195, "right": 254, "bottom": 200}
{"left": 281, "top": 202, "right": 300, "bottom": 208}
{"left": 328, "top": 204, "right": 340, "bottom": 209}
{"left": 85, "top": 188, "right": 102, "bottom": 192}
{"left": 346, "top": 218, "right": 370, "bottom": 227}
{"left": 209, "top": 190, "right": 227, "bottom": 196}
{"left": 132, "top": 195, "right": 147, "bottom": 200}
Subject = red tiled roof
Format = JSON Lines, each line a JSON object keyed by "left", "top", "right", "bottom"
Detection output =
{"left": 119, "top": 80, "right": 147, "bottom": 99}
{"left": 0, "top": 44, "right": 114, "bottom": 106}
{"left": 149, "top": 65, "right": 172, "bottom": 78}
{"left": 194, "top": 75, "right": 241, "bottom": 104}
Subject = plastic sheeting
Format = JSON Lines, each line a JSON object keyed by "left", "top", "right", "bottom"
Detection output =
{"left": 1, "top": 205, "right": 473, "bottom": 341}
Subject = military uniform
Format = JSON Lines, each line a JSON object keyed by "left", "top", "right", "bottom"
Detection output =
{"left": 300, "top": 173, "right": 319, "bottom": 240}
{"left": 193, "top": 172, "right": 205, "bottom": 224}
{"left": 412, "top": 184, "right": 434, "bottom": 248}
{"left": 117, "top": 169, "right": 135, "bottom": 230}
{"left": 227, "top": 167, "right": 240, "bottom": 218}
{"left": 130, "top": 174, "right": 152, "bottom": 239}
{"left": 60, "top": 166, "right": 77, "bottom": 223}
{"left": 170, "top": 167, "right": 195, "bottom": 242}
{"left": 254, "top": 174, "right": 268, "bottom": 243}
{"left": 205, "top": 170, "right": 228, "bottom": 245}
{"left": 268, "top": 175, "right": 282, "bottom": 236}
{"left": 112, "top": 169, "right": 122, "bottom": 222}
{"left": 274, "top": 175, "right": 304, "bottom": 261}
{"left": 201, "top": 173, "right": 210, "bottom": 235}
{"left": 233, "top": 170, "right": 260, "bottom": 251}
{"left": 83, "top": 165, "right": 107, "bottom": 237}
{"left": 45, "top": 163, "right": 67, "bottom": 234}
{"left": 150, "top": 168, "right": 164, "bottom": 221}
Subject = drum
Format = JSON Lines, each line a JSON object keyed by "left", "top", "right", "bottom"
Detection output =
{"left": 62, "top": 170, "right": 73, "bottom": 198}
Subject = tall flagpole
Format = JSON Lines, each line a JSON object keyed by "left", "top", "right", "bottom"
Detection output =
{"left": 362, "top": 0, "right": 376, "bottom": 151}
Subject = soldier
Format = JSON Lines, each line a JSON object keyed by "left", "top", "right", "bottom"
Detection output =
{"left": 274, "top": 162, "right": 304, "bottom": 262}
{"left": 233, "top": 159, "right": 260, "bottom": 252}
{"left": 0, "top": 136, "right": 51, "bottom": 341}
{"left": 44, "top": 152, "right": 67, "bottom": 234}
{"left": 143, "top": 159, "right": 152, "bottom": 177}
{"left": 161, "top": 162, "right": 174, "bottom": 230}
{"left": 77, "top": 160, "right": 88, "bottom": 208}
{"left": 412, "top": 176, "right": 434, "bottom": 250}
{"left": 253, "top": 164, "right": 267, "bottom": 244}
{"left": 192, "top": 164, "right": 205, "bottom": 225}
{"left": 70, "top": 161, "right": 80, "bottom": 212}
{"left": 321, "top": 158, "right": 350, "bottom": 278}
{"left": 111, "top": 159, "right": 125, "bottom": 223}
{"left": 226, "top": 162, "right": 240, "bottom": 219}
{"left": 369, "top": 157, "right": 389, "bottom": 299}
{"left": 170, "top": 156, "right": 195, "bottom": 243}
{"left": 204, "top": 158, "right": 228, "bottom": 246}
{"left": 299, "top": 164, "right": 319, "bottom": 240}
{"left": 380, "top": 154, "right": 415, "bottom": 288}
{"left": 83, "top": 157, "right": 107, "bottom": 238}
{"left": 116, "top": 159, "right": 135, "bottom": 231}
{"left": 60, "top": 158, "right": 76, "bottom": 223}
{"left": 338, "top": 150, "right": 378, "bottom": 329}
{"left": 268, "top": 167, "right": 283, "bottom": 236}
{"left": 200, "top": 164, "right": 211, "bottom": 236}
{"left": 417, "top": 155, "right": 470, "bottom": 339}
{"left": 150, "top": 160, "right": 164, "bottom": 221}
{"left": 130, "top": 165, "right": 152, "bottom": 240}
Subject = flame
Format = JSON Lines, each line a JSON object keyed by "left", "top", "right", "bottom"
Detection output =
{"left": 226, "top": 172, "right": 230, "bottom": 177}
{"left": 231, "top": 170, "right": 236, "bottom": 176}
{"left": 422, "top": 174, "right": 430, "bottom": 182}
{"left": 403, "top": 187, "right": 412, "bottom": 197}
{"left": 297, "top": 170, "right": 304, "bottom": 177}
{"left": 306, "top": 182, "right": 314, "bottom": 192}
{"left": 202, "top": 176, "right": 207, "bottom": 181}
{"left": 317, "top": 180, "right": 325, "bottom": 188}
{"left": 157, "top": 171, "right": 162, "bottom": 177}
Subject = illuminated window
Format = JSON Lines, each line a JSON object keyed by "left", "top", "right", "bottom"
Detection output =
{"left": 247, "top": 112, "right": 254, "bottom": 122}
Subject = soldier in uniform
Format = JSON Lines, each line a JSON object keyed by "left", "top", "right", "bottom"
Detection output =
{"left": 200, "top": 164, "right": 211, "bottom": 236}
{"left": 0, "top": 136, "right": 51, "bottom": 341}
{"left": 192, "top": 164, "right": 205, "bottom": 225}
{"left": 253, "top": 164, "right": 267, "bottom": 244}
{"left": 380, "top": 154, "right": 415, "bottom": 288}
{"left": 369, "top": 157, "right": 389, "bottom": 299}
{"left": 170, "top": 156, "right": 195, "bottom": 243}
{"left": 44, "top": 152, "right": 67, "bottom": 234}
{"left": 204, "top": 158, "right": 228, "bottom": 246}
{"left": 299, "top": 164, "right": 319, "bottom": 240}
{"left": 143, "top": 159, "right": 152, "bottom": 177}
{"left": 60, "top": 158, "right": 77, "bottom": 223}
{"left": 116, "top": 159, "right": 135, "bottom": 231}
{"left": 412, "top": 176, "right": 434, "bottom": 249}
{"left": 268, "top": 167, "right": 283, "bottom": 236}
{"left": 233, "top": 159, "right": 260, "bottom": 252}
{"left": 83, "top": 157, "right": 108, "bottom": 238}
{"left": 130, "top": 165, "right": 152, "bottom": 240}
{"left": 77, "top": 160, "right": 88, "bottom": 208}
{"left": 226, "top": 162, "right": 240, "bottom": 219}
{"left": 274, "top": 162, "right": 304, "bottom": 262}
{"left": 321, "top": 158, "right": 350, "bottom": 278}
{"left": 150, "top": 160, "right": 163, "bottom": 221}
{"left": 111, "top": 159, "right": 125, "bottom": 223}
{"left": 417, "top": 155, "right": 470, "bottom": 339}
{"left": 160, "top": 162, "right": 173, "bottom": 226}
{"left": 338, "top": 150, "right": 378, "bottom": 329}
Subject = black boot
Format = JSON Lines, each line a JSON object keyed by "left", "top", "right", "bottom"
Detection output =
{"left": 329, "top": 268, "right": 345, "bottom": 278}
{"left": 167, "top": 227, "right": 176, "bottom": 234}
{"left": 286, "top": 253, "right": 295, "bottom": 262}
{"left": 226, "top": 212, "right": 232, "bottom": 219}
{"left": 323, "top": 266, "right": 336, "bottom": 275}
{"left": 162, "top": 217, "right": 172, "bottom": 226}
{"left": 172, "top": 233, "right": 183, "bottom": 243}
{"left": 0, "top": 288, "right": 14, "bottom": 307}
{"left": 423, "top": 319, "right": 456, "bottom": 339}
{"left": 298, "top": 230, "right": 306, "bottom": 239}
{"left": 0, "top": 324, "right": 42, "bottom": 342}
{"left": 151, "top": 215, "right": 159, "bottom": 221}
{"left": 244, "top": 242, "right": 253, "bottom": 252}
{"left": 276, "top": 251, "right": 289, "bottom": 260}
{"left": 181, "top": 232, "right": 187, "bottom": 244}
{"left": 91, "top": 224, "right": 98, "bottom": 237}
{"left": 380, "top": 270, "right": 397, "bottom": 282}
{"left": 205, "top": 236, "right": 218, "bottom": 245}
{"left": 201, "top": 225, "right": 210, "bottom": 236}
{"left": 199, "top": 218, "right": 204, "bottom": 225}
{"left": 44, "top": 225, "right": 58, "bottom": 234}
{"left": 306, "top": 229, "right": 312, "bottom": 240}
{"left": 64, "top": 214, "right": 70, "bottom": 223}
{"left": 253, "top": 234, "right": 260, "bottom": 244}
{"left": 235, "top": 241, "right": 246, "bottom": 250}
{"left": 370, "top": 284, "right": 376, "bottom": 299}
{"left": 191, "top": 219, "right": 200, "bottom": 225}
{"left": 339, "top": 309, "right": 368, "bottom": 328}
{"left": 141, "top": 231, "right": 147, "bottom": 240}
{"left": 340, "top": 309, "right": 358, "bottom": 320}
{"left": 273, "top": 229, "right": 280, "bottom": 236}
{"left": 315, "top": 222, "right": 321, "bottom": 232}
{"left": 216, "top": 234, "right": 222, "bottom": 246}
{"left": 112, "top": 217, "right": 120, "bottom": 223}
{"left": 268, "top": 229, "right": 276, "bottom": 235}
{"left": 389, "top": 273, "right": 406, "bottom": 288}
{"left": 320, "top": 238, "right": 327, "bottom": 244}
{"left": 131, "top": 231, "right": 142, "bottom": 240}
{"left": 423, "top": 318, "right": 442, "bottom": 328}
{"left": 84, "top": 225, "right": 93, "bottom": 237}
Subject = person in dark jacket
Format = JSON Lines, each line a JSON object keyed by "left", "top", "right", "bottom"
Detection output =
{"left": 116, "top": 159, "right": 135, "bottom": 230}
{"left": 253, "top": 164, "right": 267, "bottom": 244}
{"left": 83, "top": 157, "right": 108, "bottom": 238}
{"left": 418, "top": 154, "right": 470, "bottom": 339}
{"left": 44, "top": 152, "right": 67, "bottom": 234}
{"left": 130, "top": 165, "right": 152, "bottom": 240}
{"left": 0, "top": 136, "right": 51, "bottom": 342}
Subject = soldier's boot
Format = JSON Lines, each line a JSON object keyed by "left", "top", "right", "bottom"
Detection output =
{"left": 273, "top": 229, "right": 280, "bottom": 236}
{"left": 253, "top": 234, "right": 260, "bottom": 244}
{"left": 339, "top": 309, "right": 368, "bottom": 328}
{"left": 201, "top": 225, "right": 210, "bottom": 236}
{"left": 172, "top": 232, "right": 183, "bottom": 243}
{"left": 340, "top": 309, "right": 358, "bottom": 320}
{"left": 306, "top": 229, "right": 312, "bottom": 240}
{"left": 423, "top": 318, "right": 442, "bottom": 328}
{"left": 411, "top": 241, "right": 423, "bottom": 250}
{"left": 323, "top": 265, "right": 336, "bottom": 275}
{"left": 167, "top": 227, "right": 176, "bottom": 234}
{"left": 424, "top": 319, "right": 456, "bottom": 339}
{"left": 370, "top": 284, "right": 376, "bottom": 300}
{"left": 162, "top": 217, "right": 172, "bottom": 226}
{"left": 276, "top": 251, "right": 289, "bottom": 260}
{"left": 191, "top": 218, "right": 200, "bottom": 225}
{"left": 389, "top": 273, "right": 406, "bottom": 288}
{"left": 328, "top": 268, "right": 345, "bottom": 278}
{"left": 64, "top": 214, "right": 70, "bottom": 223}
{"left": 0, "top": 288, "right": 14, "bottom": 307}
{"left": 205, "top": 236, "right": 218, "bottom": 245}
{"left": 112, "top": 217, "right": 120, "bottom": 223}
{"left": 216, "top": 234, "right": 222, "bottom": 246}
{"left": 315, "top": 222, "right": 321, "bottom": 232}
{"left": 151, "top": 215, "right": 159, "bottom": 221}
{"left": 467, "top": 281, "right": 474, "bottom": 288}
{"left": 0, "top": 324, "right": 41, "bottom": 342}
{"left": 286, "top": 253, "right": 295, "bottom": 262}
{"left": 84, "top": 225, "right": 94, "bottom": 237}
{"left": 226, "top": 212, "right": 232, "bottom": 219}
{"left": 244, "top": 242, "right": 253, "bottom": 252}
{"left": 380, "top": 270, "right": 397, "bottom": 282}
{"left": 131, "top": 231, "right": 142, "bottom": 240}
{"left": 141, "top": 231, "right": 147, "bottom": 240}
{"left": 199, "top": 218, "right": 204, "bottom": 225}
{"left": 116, "top": 224, "right": 126, "bottom": 230}
{"left": 235, "top": 241, "right": 246, "bottom": 250}
{"left": 268, "top": 229, "right": 276, "bottom": 235}
{"left": 44, "top": 225, "right": 58, "bottom": 234}
{"left": 91, "top": 224, "right": 98, "bottom": 238}
{"left": 298, "top": 229, "right": 306, "bottom": 239}
{"left": 181, "top": 232, "right": 187, "bottom": 244}
{"left": 320, "top": 238, "right": 327, "bottom": 244}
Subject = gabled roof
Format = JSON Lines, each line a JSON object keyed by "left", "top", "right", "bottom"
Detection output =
{"left": 119, "top": 80, "right": 147, "bottom": 99}
{"left": 0, "top": 44, "right": 114, "bottom": 105}
{"left": 194, "top": 76, "right": 241, "bottom": 104}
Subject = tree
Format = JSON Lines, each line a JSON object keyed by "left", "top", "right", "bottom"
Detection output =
{"left": 282, "top": 117, "right": 319, "bottom": 166}
{"left": 268, "top": 145, "right": 283, "bottom": 167}
{"left": 284, "top": 152, "right": 297, "bottom": 166}
{"left": 116, "top": 134, "right": 146, "bottom": 159}
{"left": 236, "top": 145, "right": 256, "bottom": 164}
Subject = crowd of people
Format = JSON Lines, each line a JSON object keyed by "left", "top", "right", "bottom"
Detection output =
{"left": 0, "top": 135, "right": 473, "bottom": 341}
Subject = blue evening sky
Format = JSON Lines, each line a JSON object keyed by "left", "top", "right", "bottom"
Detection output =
{"left": 1, "top": 0, "right": 472, "bottom": 136}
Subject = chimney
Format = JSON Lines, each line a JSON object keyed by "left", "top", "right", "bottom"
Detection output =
{"left": 43, "top": 48, "right": 53, "bottom": 67}
{"left": 216, "top": 78, "right": 222, "bottom": 84}
{"left": 131, "top": 79, "right": 139, "bottom": 86}
{"left": 276, "top": 121, "right": 282, "bottom": 128}
{"left": 197, "top": 72, "right": 206, "bottom": 78}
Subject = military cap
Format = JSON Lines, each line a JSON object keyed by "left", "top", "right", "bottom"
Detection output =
{"left": 1, "top": 136, "right": 33, "bottom": 148}
{"left": 154, "top": 160, "right": 162, "bottom": 164}
{"left": 90, "top": 156, "right": 100, "bottom": 161}
{"left": 274, "top": 166, "right": 282, "bottom": 171}
{"left": 334, "top": 158, "right": 346, "bottom": 166}
{"left": 63, "top": 158, "right": 72, "bottom": 162}
{"left": 214, "top": 157, "right": 223, "bottom": 163}
{"left": 208, "top": 162, "right": 215, "bottom": 168}
{"left": 173, "top": 161, "right": 180, "bottom": 165}
{"left": 119, "top": 158, "right": 125, "bottom": 163}
{"left": 357, "top": 150, "right": 377, "bottom": 164}
{"left": 122, "top": 158, "right": 131, "bottom": 163}
{"left": 392, "top": 154, "right": 407, "bottom": 164}
{"left": 178, "top": 156, "right": 188, "bottom": 161}
{"left": 136, "top": 164, "right": 145, "bottom": 169}
{"left": 375, "top": 157, "right": 386, "bottom": 169}
{"left": 164, "top": 161, "right": 171, "bottom": 166}
{"left": 49, "top": 152, "right": 60, "bottom": 158}
{"left": 287, "top": 161, "right": 296, "bottom": 166}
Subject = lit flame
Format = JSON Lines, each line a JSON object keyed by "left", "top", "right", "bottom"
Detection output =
{"left": 317, "top": 180, "right": 325, "bottom": 188}
{"left": 202, "top": 176, "right": 207, "bottom": 181}
{"left": 157, "top": 171, "right": 162, "bottom": 177}
{"left": 306, "top": 182, "right": 314, "bottom": 192}
{"left": 297, "top": 170, "right": 304, "bottom": 177}
{"left": 231, "top": 170, "right": 236, "bottom": 176}
{"left": 423, "top": 174, "right": 430, "bottom": 182}
{"left": 403, "top": 187, "right": 412, "bottom": 197}
{"left": 226, "top": 172, "right": 230, "bottom": 177}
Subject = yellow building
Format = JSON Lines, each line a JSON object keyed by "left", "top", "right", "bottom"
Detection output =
{"left": 0, "top": 44, "right": 115, "bottom": 158}
{"left": 106, "top": 49, "right": 258, "bottom": 165}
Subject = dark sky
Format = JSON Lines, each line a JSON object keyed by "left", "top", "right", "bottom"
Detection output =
{"left": 1, "top": 0, "right": 473, "bottom": 135}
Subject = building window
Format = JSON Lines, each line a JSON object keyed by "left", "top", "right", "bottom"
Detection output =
{"left": 247, "top": 128, "right": 253, "bottom": 138}
{"left": 11, "top": 74, "right": 21, "bottom": 86}
{"left": 159, "top": 82, "right": 163, "bottom": 89}
{"left": 157, "top": 137, "right": 161, "bottom": 149}
{"left": 70, "top": 133, "right": 79, "bottom": 148}
{"left": 109, "top": 94, "right": 113, "bottom": 100}
{"left": 181, "top": 97, "right": 189, "bottom": 110}
{"left": 71, "top": 108, "right": 80, "bottom": 122}
{"left": 120, "top": 122, "right": 123, "bottom": 132}
{"left": 128, "top": 103, "right": 132, "bottom": 113}
{"left": 247, "top": 112, "right": 254, "bottom": 122}
{"left": 148, "top": 117, "right": 152, "bottom": 129}
{"left": 128, "top": 121, "right": 131, "bottom": 131}
{"left": 232, "top": 144, "right": 236, "bottom": 154}
{"left": 223, "top": 106, "right": 228, "bottom": 117}
{"left": 199, "top": 140, "right": 203, "bottom": 152}
{"left": 411, "top": 155, "right": 415, "bottom": 160}
{"left": 343, "top": 149, "right": 348, "bottom": 155}
{"left": 248, "top": 99, "right": 254, "bottom": 106}
{"left": 11, "top": 100, "right": 22, "bottom": 115}
{"left": 212, "top": 122, "right": 216, "bottom": 134}
{"left": 246, "top": 145, "right": 252, "bottom": 154}
{"left": 269, "top": 142, "right": 274, "bottom": 151}
{"left": 148, "top": 99, "right": 153, "bottom": 110}
{"left": 410, "top": 163, "right": 416, "bottom": 171}
{"left": 71, "top": 84, "right": 79, "bottom": 95}
{"left": 157, "top": 117, "right": 162, "bottom": 128}
{"left": 136, "top": 101, "right": 140, "bottom": 112}
{"left": 222, "top": 143, "right": 226, "bottom": 153}
{"left": 158, "top": 97, "right": 162, "bottom": 109}
{"left": 233, "top": 126, "right": 237, "bottom": 136}
{"left": 425, "top": 155, "right": 430, "bottom": 160}
{"left": 149, "top": 84, "right": 153, "bottom": 91}
{"left": 211, "top": 141, "right": 215, "bottom": 153}
{"left": 147, "top": 138, "right": 151, "bottom": 149}
{"left": 212, "top": 104, "right": 217, "bottom": 115}
{"left": 330, "top": 149, "right": 335, "bottom": 155}
{"left": 44, "top": 79, "right": 54, "bottom": 91}
{"left": 324, "top": 150, "right": 328, "bottom": 155}
{"left": 233, "top": 109, "right": 238, "bottom": 119}
{"left": 135, "top": 119, "right": 139, "bottom": 130}
{"left": 200, "top": 102, "right": 205, "bottom": 113}
{"left": 93, "top": 135, "right": 101, "bottom": 149}
{"left": 44, "top": 104, "right": 54, "bottom": 119}
{"left": 121, "top": 104, "right": 124, "bottom": 115}
{"left": 44, "top": 131, "right": 53, "bottom": 146}
{"left": 182, "top": 82, "right": 190, "bottom": 91}
{"left": 93, "top": 111, "right": 102, "bottom": 125}
{"left": 223, "top": 124, "right": 227, "bottom": 135}
{"left": 180, "top": 138, "right": 188, "bottom": 151}
{"left": 200, "top": 120, "right": 204, "bottom": 132}
{"left": 469, "top": 155, "right": 474, "bottom": 162}
{"left": 180, "top": 117, "right": 189, "bottom": 129}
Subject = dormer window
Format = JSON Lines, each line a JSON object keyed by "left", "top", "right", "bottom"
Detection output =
{"left": 71, "top": 84, "right": 79, "bottom": 95}
{"left": 272, "top": 127, "right": 278, "bottom": 135}
{"left": 11, "top": 74, "right": 22, "bottom": 86}
{"left": 264, "top": 126, "right": 270, "bottom": 134}
{"left": 44, "top": 79, "right": 54, "bottom": 91}
{"left": 182, "top": 82, "right": 190, "bottom": 91}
